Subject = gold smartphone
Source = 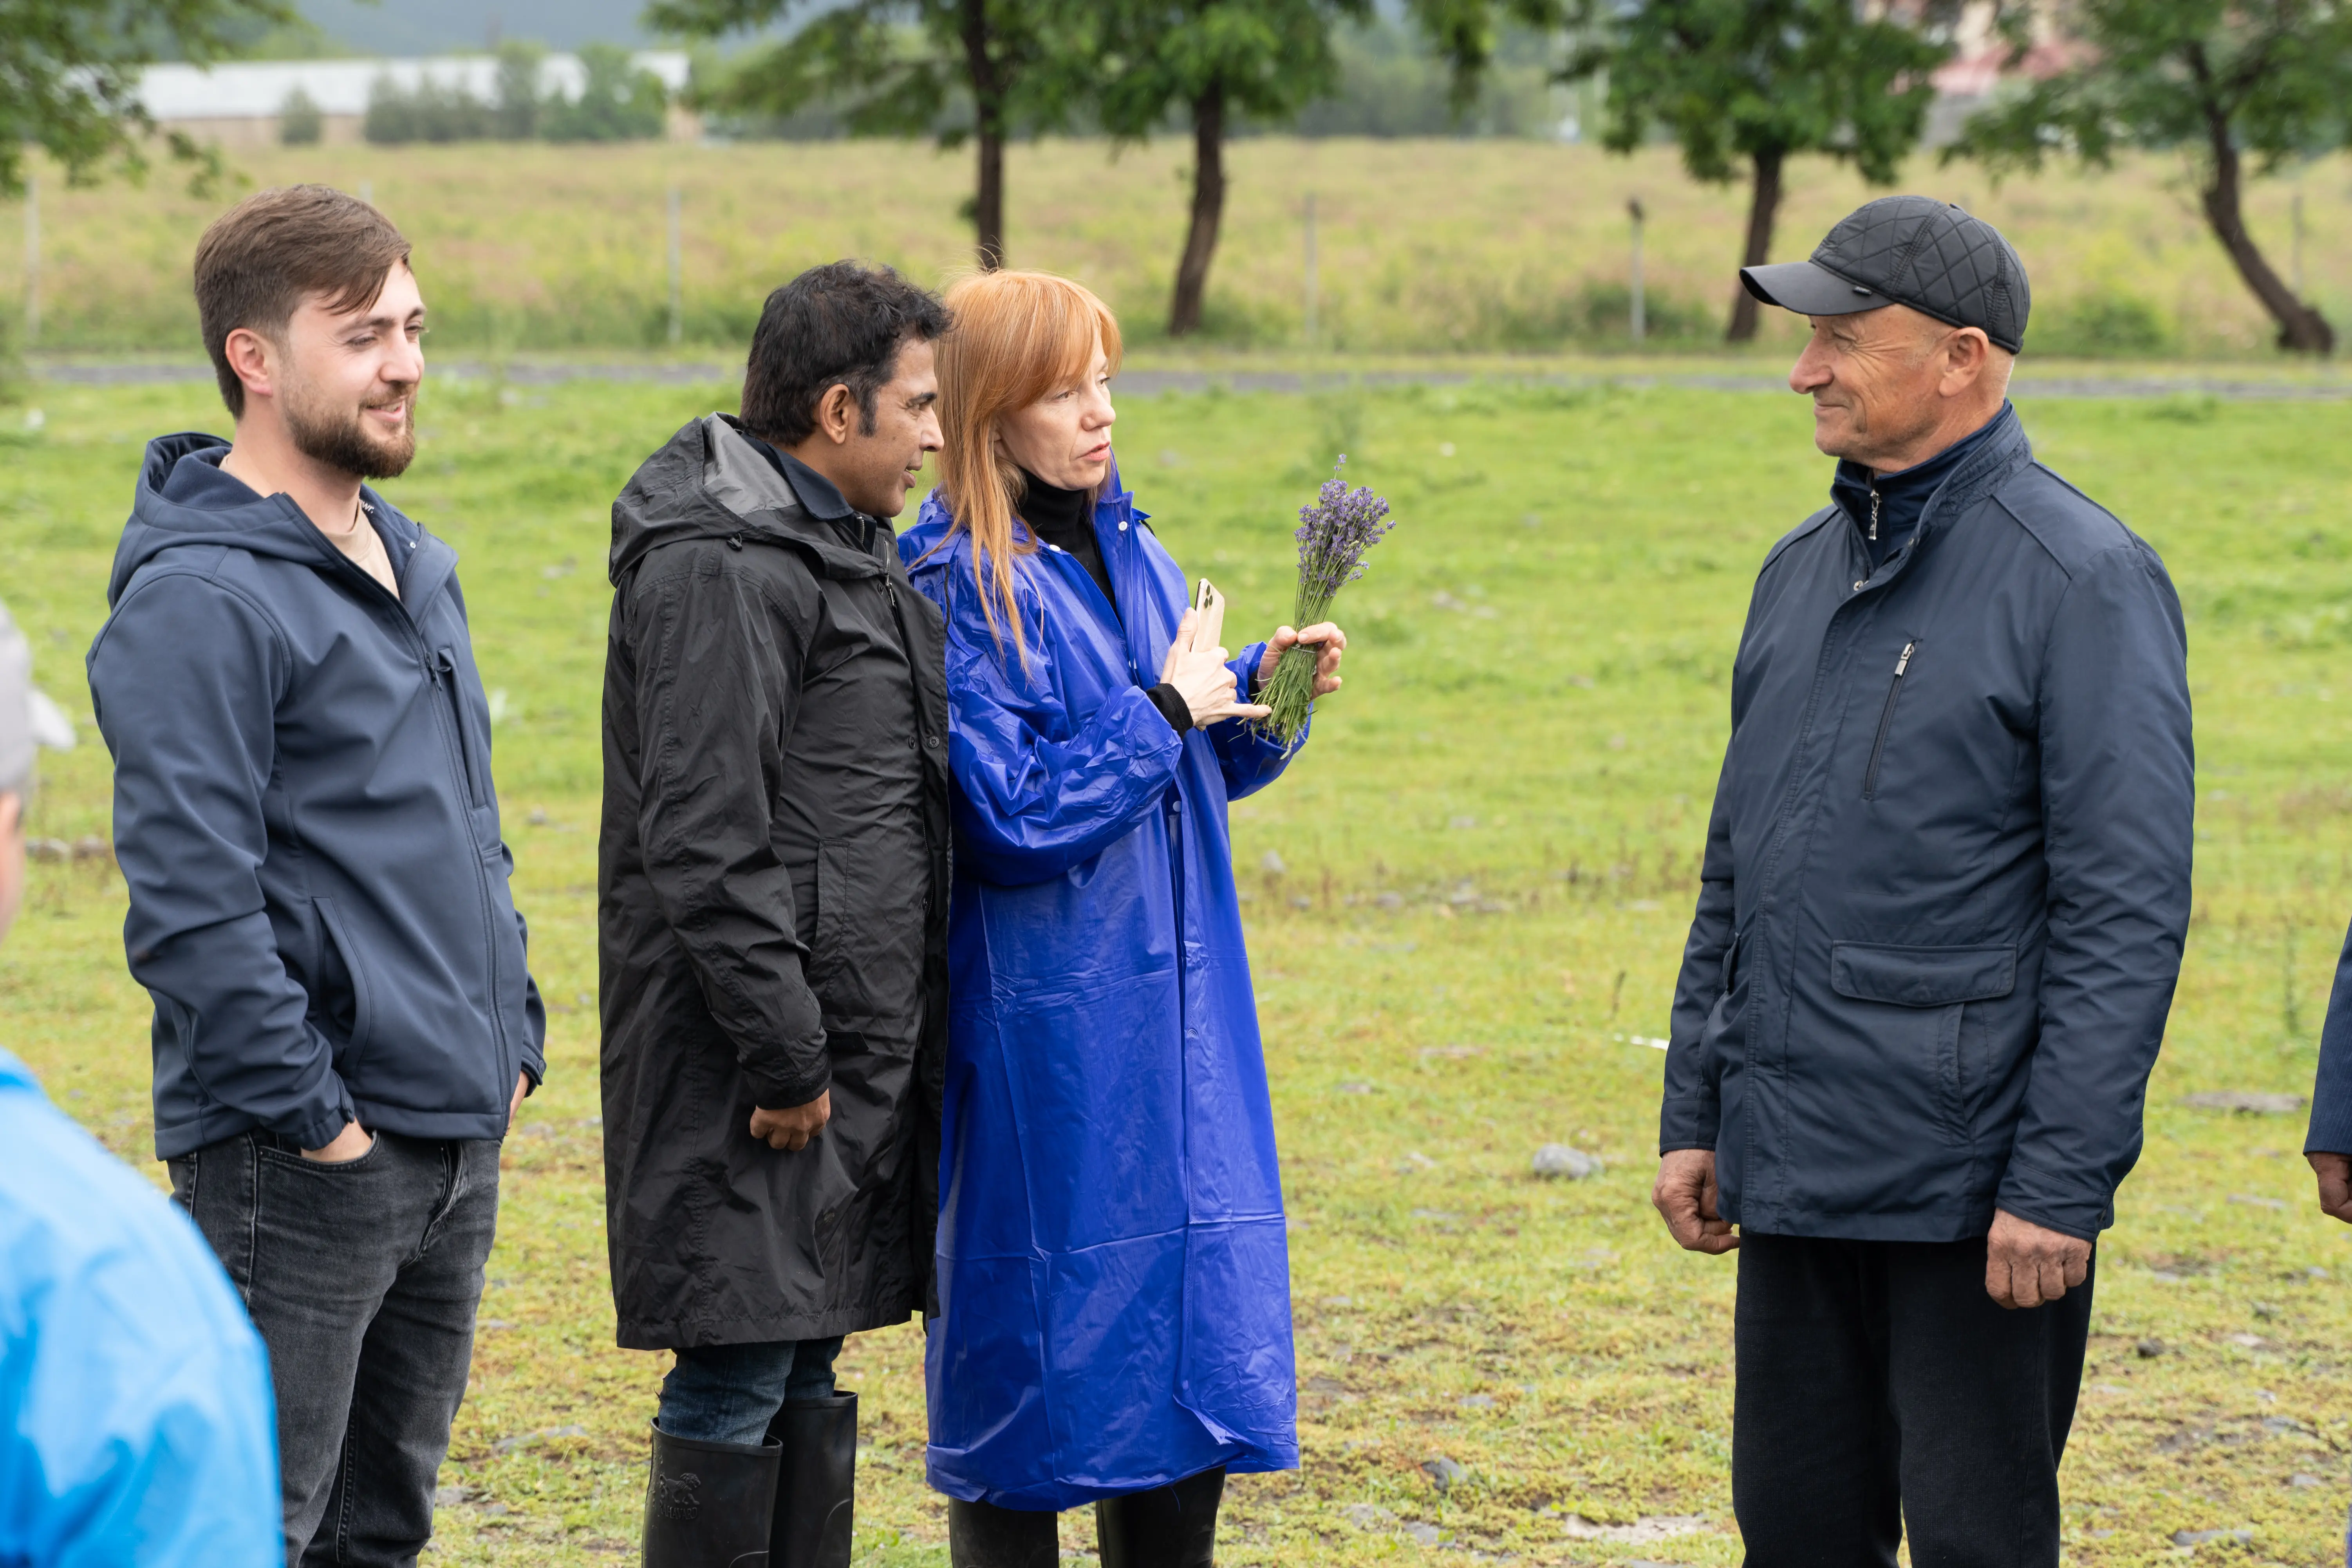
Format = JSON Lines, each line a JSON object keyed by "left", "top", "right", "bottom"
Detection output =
{"left": 1192, "top": 578, "right": 1226, "bottom": 653}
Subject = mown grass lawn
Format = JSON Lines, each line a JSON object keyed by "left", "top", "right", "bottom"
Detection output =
{"left": 2, "top": 372, "right": 2348, "bottom": 1565}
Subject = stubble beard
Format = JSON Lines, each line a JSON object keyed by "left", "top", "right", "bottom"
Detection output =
{"left": 285, "top": 378, "right": 418, "bottom": 481}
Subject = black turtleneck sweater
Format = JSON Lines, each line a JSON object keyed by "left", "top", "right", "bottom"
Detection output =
{"left": 1018, "top": 474, "right": 1110, "bottom": 602}
{"left": 1830, "top": 402, "right": 2011, "bottom": 571}
{"left": 1017, "top": 470, "right": 1193, "bottom": 736}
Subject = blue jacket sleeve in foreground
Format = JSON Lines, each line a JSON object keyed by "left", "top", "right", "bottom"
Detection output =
{"left": 90, "top": 571, "right": 356, "bottom": 1153}
{"left": 1995, "top": 540, "right": 2195, "bottom": 1240}
{"left": 2308, "top": 915, "right": 2352, "bottom": 1154}
{"left": 0, "top": 1068, "right": 280, "bottom": 1567}
{"left": 939, "top": 576, "right": 1184, "bottom": 888}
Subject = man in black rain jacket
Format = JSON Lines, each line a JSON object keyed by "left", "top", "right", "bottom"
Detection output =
{"left": 601, "top": 263, "right": 952, "bottom": 1568}
{"left": 1652, "top": 199, "right": 2194, "bottom": 1564}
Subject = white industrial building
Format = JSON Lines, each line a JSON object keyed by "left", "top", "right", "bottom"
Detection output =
{"left": 136, "top": 52, "right": 697, "bottom": 146}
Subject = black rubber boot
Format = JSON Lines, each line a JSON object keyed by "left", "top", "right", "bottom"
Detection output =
{"left": 947, "top": 1497, "right": 1059, "bottom": 1567}
{"left": 1093, "top": 1466, "right": 1225, "bottom": 1568}
{"left": 641, "top": 1422, "right": 781, "bottom": 1568}
{"left": 766, "top": 1390, "right": 858, "bottom": 1568}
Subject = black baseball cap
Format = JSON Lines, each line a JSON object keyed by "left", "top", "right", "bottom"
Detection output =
{"left": 1740, "top": 195, "right": 2030, "bottom": 354}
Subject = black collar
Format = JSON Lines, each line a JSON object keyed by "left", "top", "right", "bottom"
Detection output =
{"left": 755, "top": 443, "right": 853, "bottom": 521}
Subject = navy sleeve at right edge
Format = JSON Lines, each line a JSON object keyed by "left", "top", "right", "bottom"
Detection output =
{"left": 89, "top": 570, "right": 355, "bottom": 1153}
{"left": 2308, "top": 916, "right": 2352, "bottom": 1154}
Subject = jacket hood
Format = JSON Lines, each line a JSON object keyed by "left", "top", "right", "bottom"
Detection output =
{"left": 611, "top": 414, "right": 887, "bottom": 585}
{"left": 110, "top": 432, "right": 437, "bottom": 609}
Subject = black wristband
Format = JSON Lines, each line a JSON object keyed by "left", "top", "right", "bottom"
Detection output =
{"left": 1146, "top": 682, "right": 1194, "bottom": 735}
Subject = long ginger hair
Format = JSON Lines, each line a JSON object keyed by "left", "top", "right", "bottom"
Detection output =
{"left": 933, "top": 269, "right": 1124, "bottom": 663}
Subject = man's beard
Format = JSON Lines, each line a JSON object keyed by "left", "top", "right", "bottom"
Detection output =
{"left": 285, "top": 379, "right": 417, "bottom": 481}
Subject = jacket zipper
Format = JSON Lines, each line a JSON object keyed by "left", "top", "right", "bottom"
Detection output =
{"left": 1868, "top": 490, "right": 1880, "bottom": 542}
{"left": 1862, "top": 640, "right": 1915, "bottom": 800}
{"left": 313, "top": 505, "right": 513, "bottom": 1107}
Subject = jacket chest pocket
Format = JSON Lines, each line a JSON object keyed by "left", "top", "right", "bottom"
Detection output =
{"left": 1862, "top": 639, "right": 1917, "bottom": 800}
{"left": 433, "top": 648, "right": 490, "bottom": 812}
{"left": 1829, "top": 941, "right": 2016, "bottom": 1141}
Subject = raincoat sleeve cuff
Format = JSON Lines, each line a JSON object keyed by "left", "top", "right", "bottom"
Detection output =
{"left": 748, "top": 1058, "right": 831, "bottom": 1111}
{"left": 1993, "top": 1155, "right": 2108, "bottom": 1242}
{"left": 1237, "top": 641, "right": 1269, "bottom": 699}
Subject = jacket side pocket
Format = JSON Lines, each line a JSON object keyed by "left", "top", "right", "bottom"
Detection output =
{"left": 811, "top": 841, "right": 875, "bottom": 1026}
{"left": 311, "top": 896, "right": 377, "bottom": 1069}
{"left": 1830, "top": 941, "right": 2016, "bottom": 1143}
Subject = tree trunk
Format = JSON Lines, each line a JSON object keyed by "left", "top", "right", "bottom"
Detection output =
{"left": 1168, "top": 81, "right": 1227, "bottom": 338}
{"left": 960, "top": 0, "right": 1005, "bottom": 269}
{"left": 1726, "top": 146, "right": 1783, "bottom": 343}
{"left": 973, "top": 129, "right": 1004, "bottom": 270}
{"left": 2191, "top": 82, "right": 2331, "bottom": 353}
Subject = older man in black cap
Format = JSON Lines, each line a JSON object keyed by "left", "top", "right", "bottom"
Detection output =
{"left": 1651, "top": 196, "right": 2194, "bottom": 1564}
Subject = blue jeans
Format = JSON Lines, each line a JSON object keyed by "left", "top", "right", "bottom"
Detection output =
{"left": 658, "top": 1337, "right": 845, "bottom": 1447}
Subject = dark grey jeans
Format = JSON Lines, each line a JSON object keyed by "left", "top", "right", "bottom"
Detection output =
{"left": 171, "top": 1128, "right": 501, "bottom": 1568}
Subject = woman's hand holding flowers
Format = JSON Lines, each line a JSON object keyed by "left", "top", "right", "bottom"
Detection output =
{"left": 1257, "top": 623, "right": 1346, "bottom": 699}
{"left": 1161, "top": 608, "right": 1273, "bottom": 726}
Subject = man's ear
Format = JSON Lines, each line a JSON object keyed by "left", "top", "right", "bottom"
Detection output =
{"left": 814, "top": 383, "right": 857, "bottom": 446}
{"left": 1940, "top": 328, "right": 1993, "bottom": 395}
{"left": 223, "top": 326, "right": 278, "bottom": 405}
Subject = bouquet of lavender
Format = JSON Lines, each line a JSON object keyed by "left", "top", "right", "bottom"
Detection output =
{"left": 1257, "top": 457, "right": 1393, "bottom": 750}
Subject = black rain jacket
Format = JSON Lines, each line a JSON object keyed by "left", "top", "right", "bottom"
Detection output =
{"left": 599, "top": 415, "right": 950, "bottom": 1349}
{"left": 1661, "top": 405, "right": 2194, "bottom": 1243}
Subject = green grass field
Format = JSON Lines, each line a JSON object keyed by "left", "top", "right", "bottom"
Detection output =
{"left": 4, "top": 371, "right": 2350, "bottom": 1565}
{"left": 4, "top": 138, "right": 2348, "bottom": 359}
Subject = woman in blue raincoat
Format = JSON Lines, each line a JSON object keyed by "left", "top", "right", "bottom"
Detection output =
{"left": 898, "top": 269, "right": 1347, "bottom": 1567}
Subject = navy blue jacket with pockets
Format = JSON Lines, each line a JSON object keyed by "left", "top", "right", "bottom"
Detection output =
{"left": 1661, "top": 405, "right": 2194, "bottom": 1243}
{"left": 90, "top": 435, "right": 545, "bottom": 1160}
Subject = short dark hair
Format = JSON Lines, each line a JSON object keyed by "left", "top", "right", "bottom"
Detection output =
{"left": 194, "top": 185, "right": 413, "bottom": 417}
{"left": 741, "top": 262, "right": 952, "bottom": 446}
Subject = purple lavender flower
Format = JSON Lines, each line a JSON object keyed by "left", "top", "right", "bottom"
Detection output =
{"left": 1261, "top": 457, "right": 1395, "bottom": 749}
{"left": 1291, "top": 456, "right": 1393, "bottom": 623}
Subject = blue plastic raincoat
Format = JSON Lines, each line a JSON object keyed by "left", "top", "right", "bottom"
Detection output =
{"left": 0, "top": 1046, "right": 281, "bottom": 1565}
{"left": 899, "top": 464, "right": 1301, "bottom": 1509}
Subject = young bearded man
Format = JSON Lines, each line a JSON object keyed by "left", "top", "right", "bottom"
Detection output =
{"left": 601, "top": 262, "right": 952, "bottom": 1568}
{"left": 88, "top": 185, "right": 545, "bottom": 1567}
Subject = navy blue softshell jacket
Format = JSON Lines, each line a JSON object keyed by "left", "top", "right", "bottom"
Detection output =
{"left": 90, "top": 436, "right": 546, "bottom": 1160}
{"left": 1661, "top": 406, "right": 2194, "bottom": 1243}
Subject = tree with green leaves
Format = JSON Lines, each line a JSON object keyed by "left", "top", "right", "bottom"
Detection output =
{"left": 1085, "top": 0, "right": 1368, "bottom": 337}
{"left": 649, "top": 0, "right": 1076, "bottom": 267}
{"left": 1947, "top": 0, "right": 2351, "bottom": 356}
{"left": 1396, "top": 0, "right": 1958, "bottom": 341}
{"left": 1568, "top": 0, "right": 1955, "bottom": 341}
{"left": 542, "top": 43, "right": 669, "bottom": 142}
{"left": 0, "top": 0, "right": 295, "bottom": 195}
